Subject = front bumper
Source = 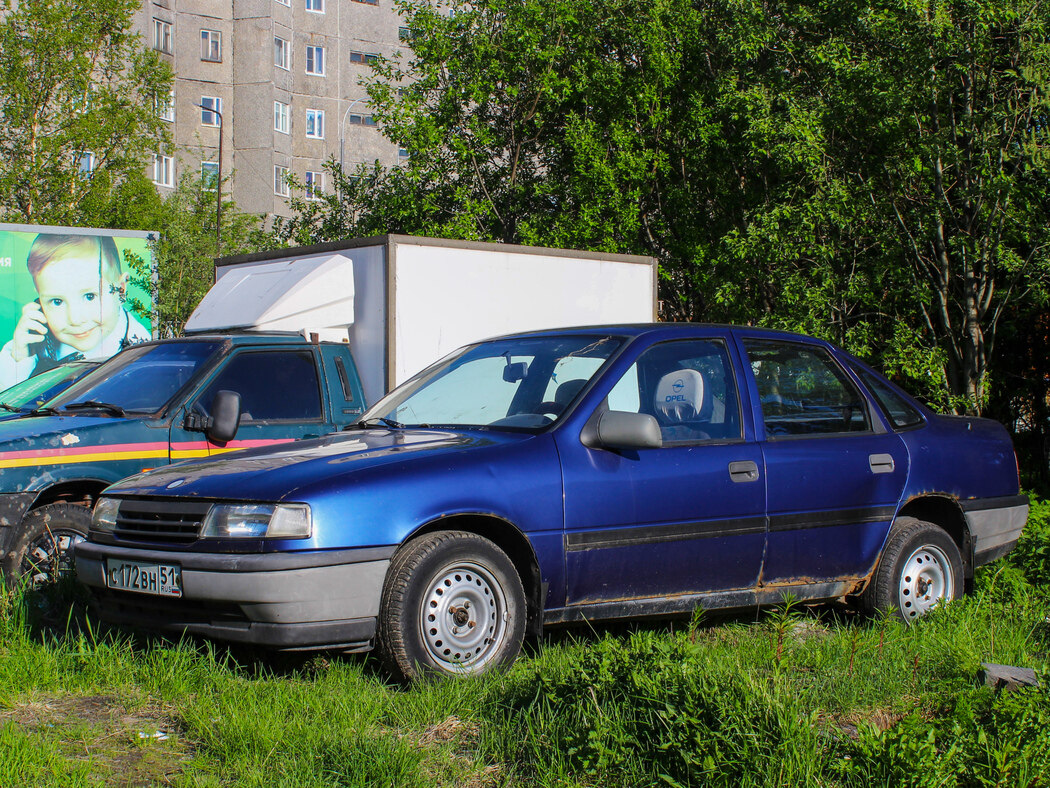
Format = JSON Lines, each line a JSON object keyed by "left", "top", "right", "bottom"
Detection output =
{"left": 76, "top": 541, "right": 395, "bottom": 650}
{"left": 961, "top": 494, "right": 1029, "bottom": 567}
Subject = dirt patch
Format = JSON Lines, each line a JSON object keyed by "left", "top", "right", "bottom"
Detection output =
{"left": 0, "top": 692, "right": 192, "bottom": 785}
{"left": 399, "top": 715, "right": 503, "bottom": 787}
{"left": 823, "top": 708, "right": 908, "bottom": 740}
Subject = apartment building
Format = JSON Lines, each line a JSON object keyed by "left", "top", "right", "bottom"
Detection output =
{"left": 135, "top": 0, "right": 407, "bottom": 218}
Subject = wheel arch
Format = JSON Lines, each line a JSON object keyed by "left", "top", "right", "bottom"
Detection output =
{"left": 401, "top": 514, "right": 544, "bottom": 638}
{"left": 29, "top": 480, "right": 110, "bottom": 512}
{"left": 896, "top": 494, "right": 972, "bottom": 581}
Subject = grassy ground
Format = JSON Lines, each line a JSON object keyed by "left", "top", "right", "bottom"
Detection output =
{"left": 1, "top": 502, "right": 1048, "bottom": 787}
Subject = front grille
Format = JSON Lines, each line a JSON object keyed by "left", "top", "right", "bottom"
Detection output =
{"left": 114, "top": 499, "right": 211, "bottom": 543}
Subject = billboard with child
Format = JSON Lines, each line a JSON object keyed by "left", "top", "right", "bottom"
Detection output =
{"left": 0, "top": 224, "right": 155, "bottom": 391}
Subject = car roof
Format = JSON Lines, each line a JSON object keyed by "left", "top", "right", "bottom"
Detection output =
{"left": 478, "top": 323, "right": 831, "bottom": 345}
{"left": 132, "top": 332, "right": 335, "bottom": 348}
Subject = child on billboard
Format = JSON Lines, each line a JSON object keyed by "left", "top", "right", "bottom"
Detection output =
{"left": 0, "top": 233, "right": 151, "bottom": 390}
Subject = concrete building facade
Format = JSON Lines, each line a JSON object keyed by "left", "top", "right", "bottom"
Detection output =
{"left": 134, "top": 0, "right": 406, "bottom": 218}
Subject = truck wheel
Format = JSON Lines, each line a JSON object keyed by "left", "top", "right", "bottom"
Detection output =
{"left": 3, "top": 503, "right": 91, "bottom": 590}
{"left": 377, "top": 531, "right": 525, "bottom": 682}
{"left": 864, "top": 517, "right": 963, "bottom": 622}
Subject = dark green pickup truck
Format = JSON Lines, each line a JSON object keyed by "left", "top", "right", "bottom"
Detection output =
{"left": 0, "top": 332, "right": 364, "bottom": 586}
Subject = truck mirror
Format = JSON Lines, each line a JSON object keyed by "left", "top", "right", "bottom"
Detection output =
{"left": 207, "top": 390, "right": 242, "bottom": 444}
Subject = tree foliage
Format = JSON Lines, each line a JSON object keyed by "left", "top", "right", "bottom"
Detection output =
{"left": 135, "top": 170, "right": 268, "bottom": 337}
{"left": 0, "top": 0, "right": 172, "bottom": 225}
{"left": 274, "top": 0, "right": 1050, "bottom": 414}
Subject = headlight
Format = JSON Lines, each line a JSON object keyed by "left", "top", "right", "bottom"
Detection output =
{"left": 200, "top": 503, "right": 311, "bottom": 539}
{"left": 92, "top": 497, "right": 120, "bottom": 532}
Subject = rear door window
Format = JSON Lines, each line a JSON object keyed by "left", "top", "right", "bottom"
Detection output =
{"left": 744, "top": 340, "right": 870, "bottom": 438}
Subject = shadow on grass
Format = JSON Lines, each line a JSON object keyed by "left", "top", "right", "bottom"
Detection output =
{"left": 12, "top": 577, "right": 876, "bottom": 688}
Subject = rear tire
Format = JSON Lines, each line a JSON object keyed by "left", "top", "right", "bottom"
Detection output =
{"left": 3, "top": 503, "right": 91, "bottom": 590}
{"left": 864, "top": 517, "right": 963, "bottom": 622}
{"left": 377, "top": 531, "right": 526, "bottom": 682}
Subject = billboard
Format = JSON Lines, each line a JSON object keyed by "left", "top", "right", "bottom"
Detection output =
{"left": 0, "top": 224, "right": 155, "bottom": 391}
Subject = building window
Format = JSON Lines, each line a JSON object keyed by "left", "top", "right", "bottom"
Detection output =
{"left": 201, "top": 30, "right": 222, "bottom": 62}
{"left": 349, "top": 50, "right": 380, "bottom": 65}
{"left": 398, "top": 148, "right": 410, "bottom": 159}
{"left": 305, "top": 0, "right": 324, "bottom": 12}
{"left": 200, "top": 96, "right": 221, "bottom": 126}
{"left": 274, "top": 36, "right": 290, "bottom": 70}
{"left": 274, "top": 101, "right": 290, "bottom": 134}
{"left": 153, "top": 154, "right": 174, "bottom": 187}
{"left": 153, "top": 19, "right": 172, "bottom": 54}
{"left": 353, "top": 0, "right": 378, "bottom": 4}
{"left": 275, "top": 0, "right": 290, "bottom": 6}
{"left": 157, "top": 89, "right": 175, "bottom": 122}
{"left": 305, "top": 109, "right": 324, "bottom": 139}
{"left": 201, "top": 161, "right": 219, "bottom": 191}
{"left": 306, "top": 45, "right": 325, "bottom": 75}
{"left": 274, "top": 165, "right": 290, "bottom": 196}
{"left": 398, "top": 27, "right": 411, "bottom": 41}
{"left": 346, "top": 113, "right": 377, "bottom": 127}
{"left": 305, "top": 170, "right": 324, "bottom": 200}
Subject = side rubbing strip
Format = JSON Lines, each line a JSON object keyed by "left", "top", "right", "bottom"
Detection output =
{"left": 566, "top": 505, "right": 898, "bottom": 552}
{"left": 565, "top": 517, "right": 767, "bottom": 552}
{"left": 768, "top": 505, "right": 897, "bottom": 533}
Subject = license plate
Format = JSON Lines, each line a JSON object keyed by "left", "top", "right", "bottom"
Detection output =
{"left": 104, "top": 559, "right": 182, "bottom": 598}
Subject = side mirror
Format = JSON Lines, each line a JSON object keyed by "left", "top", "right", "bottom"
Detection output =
{"left": 582, "top": 410, "right": 662, "bottom": 450}
{"left": 207, "top": 390, "right": 242, "bottom": 444}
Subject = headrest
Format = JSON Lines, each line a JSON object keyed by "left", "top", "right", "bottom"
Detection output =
{"left": 655, "top": 369, "right": 705, "bottom": 422}
{"left": 554, "top": 379, "right": 587, "bottom": 407}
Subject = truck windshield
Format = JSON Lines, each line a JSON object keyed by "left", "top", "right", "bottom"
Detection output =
{"left": 363, "top": 335, "right": 623, "bottom": 431}
{"left": 48, "top": 341, "right": 223, "bottom": 415}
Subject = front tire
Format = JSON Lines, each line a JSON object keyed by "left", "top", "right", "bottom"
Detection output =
{"left": 377, "top": 531, "right": 526, "bottom": 682}
{"left": 3, "top": 503, "right": 91, "bottom": 590}
{"left": 864, "top": 517, "right": 963, "bottom": 622}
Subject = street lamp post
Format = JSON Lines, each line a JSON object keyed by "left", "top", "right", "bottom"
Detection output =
{"left": 339, "top": 97, "right": 368, "bottom": 172}
{"left": 197, "top": 102, "right": 224, "bottom": 254}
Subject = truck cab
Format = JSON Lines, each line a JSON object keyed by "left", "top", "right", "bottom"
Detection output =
{"left": 0, "top": 333, "right": 364, "bottom": 586}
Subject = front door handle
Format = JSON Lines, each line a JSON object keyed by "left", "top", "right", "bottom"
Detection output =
{"left": 869, "top": 453, "right": 895, "bottom": 474}
{"left": 729, "top": 460, "right": 760, "bottom": 483}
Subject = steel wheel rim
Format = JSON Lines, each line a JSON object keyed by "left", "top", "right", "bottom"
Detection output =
{"left": 22, "top": 529, "right": 85, "bottom": 588}
{"left": 898, "top": 543, "right": 954, "bottom": 620}
{"left": 419, "top": 560, "right": 508, "bottom": 672}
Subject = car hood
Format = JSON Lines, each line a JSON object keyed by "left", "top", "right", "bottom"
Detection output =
{"left": 106, "top": 427, "right": 527, "bottom": 501}
{"left": 0, "top": 412, "right": 151, "bottom": 454}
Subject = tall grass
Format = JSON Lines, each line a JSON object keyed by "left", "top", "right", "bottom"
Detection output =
{"left": 0, "top": 501, "right": 1047, "bottom": 786}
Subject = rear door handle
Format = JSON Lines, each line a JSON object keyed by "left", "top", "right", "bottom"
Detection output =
{"left": 728, "top": 460, "right": 760, "bottom": 483}
{"left": 869, "top": 453, "right": 895, "bottom": 474}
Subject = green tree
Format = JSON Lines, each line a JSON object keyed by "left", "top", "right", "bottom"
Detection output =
{"left": 141, "top": 169, "right": 267, "bottom": 336}
{"left": 275, "top": 0, "right": 1050, "bottom": 414}
{"left": 0, "top": 0, "right": 172, "bottom": 225}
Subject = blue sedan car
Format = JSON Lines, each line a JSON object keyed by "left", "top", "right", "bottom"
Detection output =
{"left": 76, "top": 325, "right": 1027, "bottom": 680}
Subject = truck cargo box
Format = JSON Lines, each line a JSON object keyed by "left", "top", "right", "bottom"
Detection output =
{"left": 185, "top": 235, "right": 657, "bottom": 404}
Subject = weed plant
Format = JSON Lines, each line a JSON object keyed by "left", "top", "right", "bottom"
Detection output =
{"left": 0, "top": 501, "right": 1046, "bottom": 785}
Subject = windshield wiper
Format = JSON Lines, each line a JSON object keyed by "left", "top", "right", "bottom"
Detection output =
{"left": 0, "top": 403, "right": 18, "bottom": 412}
{"left": 354, "top": 417, "right": 406, "bottom": 429}
{"left": 63, "top": 400, "right": 126, "bottom": 417}
{"left": 27, "top": 406, "right": 58, "bottom": 416}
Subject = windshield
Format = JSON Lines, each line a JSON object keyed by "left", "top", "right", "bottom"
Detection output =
{"left": 363, "top": 335, "right": 623, "bottom": 431}
{"left": 48, "top": 341, "right": 223, "bottom": 415}
{"left": 0, "top": 362, "right": 95, "bottom": 410}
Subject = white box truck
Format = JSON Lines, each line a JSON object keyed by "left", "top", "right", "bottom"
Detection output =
{"left": 184, "top": 234, "right": 658, "bottom": 404}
